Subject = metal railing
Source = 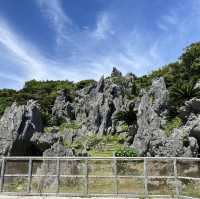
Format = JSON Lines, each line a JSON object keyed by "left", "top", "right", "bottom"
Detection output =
{"left": 0, "top": 156, "right": 199, "bottom": 198}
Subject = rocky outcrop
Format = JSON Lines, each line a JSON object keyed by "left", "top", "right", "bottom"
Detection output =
{"left": 75, "top": 73, "right": 136, "bottom": 135}
{"left": 111, "top": 67, "right": 122, "bottom": 77}
{"left": 179, "top": 100, "right": 200, "bottom": 150}
{"left": 1, "top": 67, "right": 200, "bottom": 158}
{"left": 133, "top": 78, "right": 168, "bottom": 156}
{"left": 43, "top": 142, "right": 74, "bottom": 156}
{"left": 31, "top": 132, "right": 62, "bottom": 152}
{"left": 52, "top": 69, "right": 136, "bottom": 137}
{"left": 0, "top": 100, "right": 43, "bottom": 156}
{"left": 52, "top": 90, "right": 75, "bottom": 124}
{"left": 133, "top": 78, "right": 199, "bottom": 157}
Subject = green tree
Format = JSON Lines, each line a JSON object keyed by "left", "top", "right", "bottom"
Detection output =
{"left": 170, "top": 81, "right": 200, "bottom": 106}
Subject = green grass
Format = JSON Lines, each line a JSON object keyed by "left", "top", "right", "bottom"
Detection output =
{"left": 182, "top": 181, "right": 200, "bottom": 197}
{"left": 59, "top": 122, "right": 82, "bottom": 133}
{"left": 86, "top": 134, "right": 126, "bottom": 157}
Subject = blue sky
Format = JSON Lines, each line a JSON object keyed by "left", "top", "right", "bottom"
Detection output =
{"left": 0, "top": 0, "right": 200, "bottom": 89}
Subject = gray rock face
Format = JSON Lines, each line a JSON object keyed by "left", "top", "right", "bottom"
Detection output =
{"left": 43, "top": 142, "right": 74, "bottom": 157}
{"left": 52, "top": 68, "right": 135, "bottom": 137}
{"left": 31, "top": 132, "right": 62, "bottom": 152}
{"left": 179, "top": 98, "right": 200, "bottom": 120}
{"left": 0, "top": 100, "right": 43, "bottom": 156}
{"left": 111, "top": 67, "right": 122, "bottom": 77}
{"left": 133, "top": 78, "right": 199, "bottom": 157}
{"left": 74, "top": 71, "right": 135, "bottom": 136}
{"left": 52, "top": 89, "right": 75, "bottom": 124}
{"left": 133, "top": 78, "right": 168, "bottom": 156}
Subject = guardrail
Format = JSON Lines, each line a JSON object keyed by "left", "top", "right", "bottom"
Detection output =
{"left": 0, "top": 156, "right": 199, "bottom": 198}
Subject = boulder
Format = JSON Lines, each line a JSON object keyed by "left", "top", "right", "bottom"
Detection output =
{"left": 0, "top": 100, "right": 43, "bottom": 156}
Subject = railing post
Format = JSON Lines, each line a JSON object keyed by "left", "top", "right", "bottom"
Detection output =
{"left": 56, "top": 158, "right": 60, "bottom": 195}
{"left": 0, "top": 157, "right": 5, "bottom": 192}
{"left": 113, "top": 156, "right": 118, "bottom": 194}
{"left": 85, "top": 158, "right": 89, "bottom": 196}
{"left": 173, "top": 158, "right": 180, "bottom": 198}
{"left": 144, "top": 158, "right": 148, "bottom": 199}
{"left": 27, "top": 158, "right": 32, "bottom": 193}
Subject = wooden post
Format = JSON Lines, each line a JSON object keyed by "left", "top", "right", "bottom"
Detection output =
{"left": 56, "top": 158, "right": 60, "bottom": 194}
{"left": 113, "top": 155, "right": 118, "bottom": 194}
{"left": 144, "top": 158, "right": 148, "bottom": 199}
{"left": 27, "top": 158, "right": 32, "bottom": 193}
{"left": 85, "top": 158, "right": 89, "bottom": 196}
{"left": 173, "top": 158, "right": 180, "bottom": 198}
{"left": 0, "top": 158, "right": 5, "bottom": 192}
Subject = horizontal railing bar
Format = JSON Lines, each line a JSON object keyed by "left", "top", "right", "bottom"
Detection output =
{"left": 1, "top": 156, "right": 199, "bottom": 161}
{"left": 178, "top": 176, "right": 200, "bottom": 180}
{"left": 32, "top": 174, "right": 84, "bottom": 177}
{"left": 4, "top": 174, "right": 28, "bottom": 177}
{"left": 1, "top": 192, "right": 199, "bottom": 198}
{"left": 4, "top": 173, "right": 200, "bottom": 180}
{"left": 147, "top": 176, "right": 175, "bottom": 179}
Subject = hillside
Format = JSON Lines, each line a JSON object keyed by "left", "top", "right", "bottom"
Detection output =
{"left": 0, "top": 42, "right": 200, "bottom": 157}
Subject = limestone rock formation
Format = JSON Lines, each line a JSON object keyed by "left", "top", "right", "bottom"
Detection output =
{"left": 52, "top": 89, "right": 75, "bottom": 124}
{"left": 133, "top": 78, "right": 199, "bottom": 157}
{"left": 1, "top": 67, "right": 200, "bottom": 158}
{"left": 111, "top": 67, "right": 122, "bottom": 77}
{"left": 52, "top": 68, "right": 135, "bottom": 137}
{"left": 0, "top": 100, "right": 43, "bottom": 156}
{"left": 31, "top": 132, "right": 62, "bottom": 152}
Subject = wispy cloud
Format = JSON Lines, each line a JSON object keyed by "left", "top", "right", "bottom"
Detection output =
{"left": 0, "top": 18, "right": 93, "bottom": 89}
{"left": 37, "top": 0, "right": 72, "bottom": 45}
{"left": 92, "top": 13, "right": 115, "bottom": 40}
{"left": 1, "top": 1, "right": 200, "bottom": 89}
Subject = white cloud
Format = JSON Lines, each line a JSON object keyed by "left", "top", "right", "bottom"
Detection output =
{"left": 0, "top": 18, "right": 95, "bottom": 89}
{"left": 92, "top": 13, "right": 115, "bottom": 40}
{"left": 1, "top": 0, "right": 200, "bottom": 89}
{"left": 37, "top": 0, "right": 72, "bottom": 45}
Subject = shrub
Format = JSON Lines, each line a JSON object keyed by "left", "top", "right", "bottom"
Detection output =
{"left": 75, "top": 79, "right": 96, "bottom": 90}
{"left": 114, "top": 147, "right": 138, "bottom": 157}
{"left": 170, "top": 81, "right": 200, "bottom": 106}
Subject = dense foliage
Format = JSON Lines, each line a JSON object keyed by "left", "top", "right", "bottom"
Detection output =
{"left": 114, "top": 147, "right": 138, "bottom": 157}
{"left": 0, "top": 79, "right": 96, "bottom": 125}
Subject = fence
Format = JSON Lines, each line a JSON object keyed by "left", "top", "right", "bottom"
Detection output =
{"left": 0, "top": 156, "right": 200, "bottom": 198}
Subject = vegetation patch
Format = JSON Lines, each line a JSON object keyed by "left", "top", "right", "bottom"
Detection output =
{"left": 114, "top": 147, "right": 138, "bottom": 157}
{"left": 164, "top": 116, "right": 183, "bottom": 136}
{"left": 59, "top": 122, "right": 82, "bottom": 133}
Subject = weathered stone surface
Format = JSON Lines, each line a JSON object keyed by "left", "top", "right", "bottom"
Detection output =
{"left": 0, "top": 100, "right": 43, "bottom": 156}
{"left": 133, "top": 78, "right": 199, "bottom": 157}
{"left": 179, "top": 98, "right": 200, "bottom": 120}
{"left": 52, "top": 89, "right": 75, "bottom": 124}
{"left": 43, "top": 142, "right": 73, "bottom": 157}
{"left": 70, "top": 68, "right": 135, "bottom": 136}
{"left": 96, "top": 75, "right": 105, "bottom": 92}
{"left": 31, "top": 132, "right": 62, "bottom": 152}
{"left": 133, "top": 78, "right": 168, "bottom": 156}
